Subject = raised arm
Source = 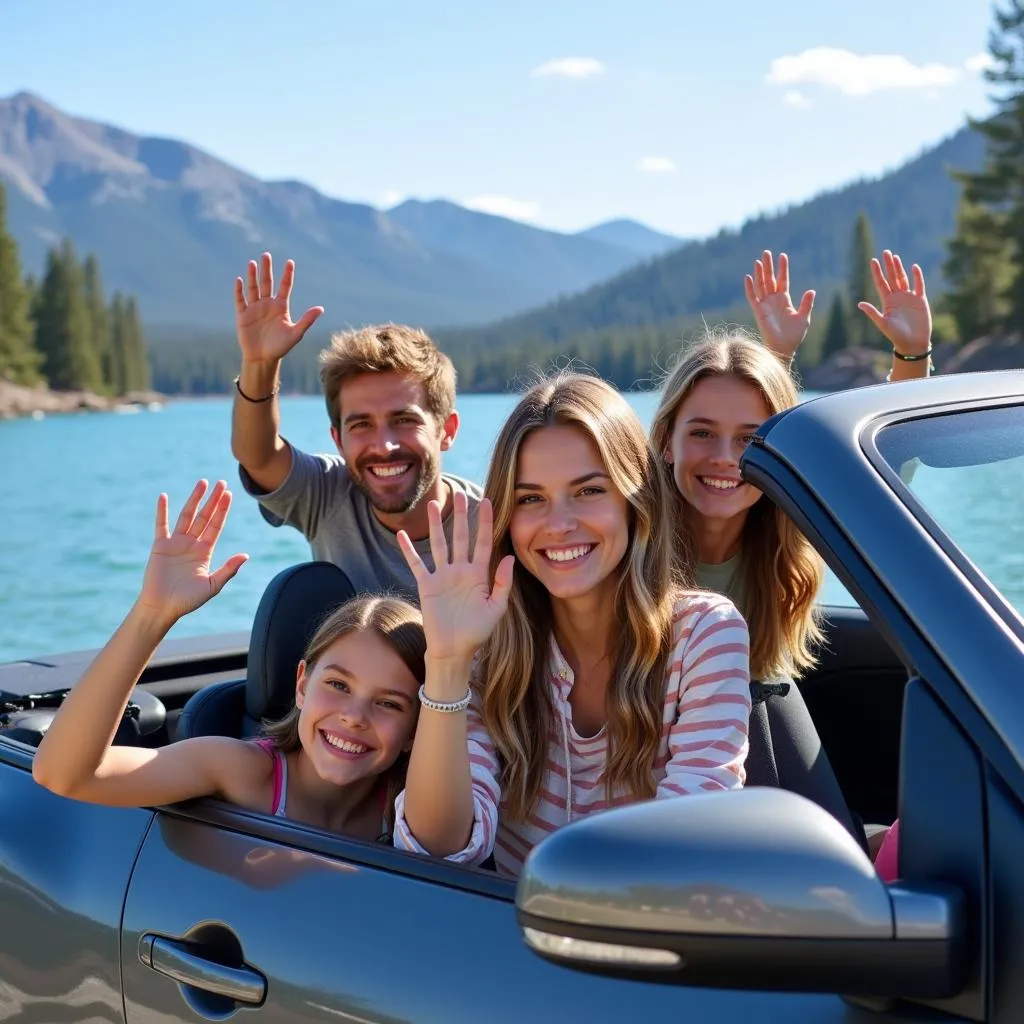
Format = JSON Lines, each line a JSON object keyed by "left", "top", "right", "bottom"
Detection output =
{"left": 231, "top": 253, "right": 324, "bottom": 493}
{"left": 394, "top": 492, "right": 514, "bottom": 858}
{"left": 32, "top": 481, "right": 254, "bottom": 807}
{"left": 743, "top": 250, "right": 816, "bottom": 368}
{"left": 857, "top": 250, "right": 934, "bottom": 382}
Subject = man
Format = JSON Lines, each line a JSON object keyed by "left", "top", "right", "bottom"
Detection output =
{"left": 230, "top": 251, "right": 482, "bottom": 599}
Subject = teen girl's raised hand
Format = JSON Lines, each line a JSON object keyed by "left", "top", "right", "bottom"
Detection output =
{"left": 397, "top": 491, "right": 514, "bottom": 666}
{"left": 139, "top": 480, "right": 250, "bottom": 628}
{"left": 743, "top": 250, "right": 816, "bottom": 365}
{"left": 857, "top": 250, "right": 933, "bottom": 365}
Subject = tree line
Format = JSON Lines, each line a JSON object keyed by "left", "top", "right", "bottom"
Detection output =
{"left": 0, "top": 181, "right": 149, "bottom": 394}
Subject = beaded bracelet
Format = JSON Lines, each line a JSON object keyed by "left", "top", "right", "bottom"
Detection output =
{"left": 418, "top": 684, "right": 472, "bottom": 713}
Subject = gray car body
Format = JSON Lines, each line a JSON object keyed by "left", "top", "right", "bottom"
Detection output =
{"left": 1, "top": 369, "right": 1022, "bottom": 1023}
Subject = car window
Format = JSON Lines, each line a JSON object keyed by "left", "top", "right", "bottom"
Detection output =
{"left": 874, "top": 402, "right": 1024, "bottom": 625}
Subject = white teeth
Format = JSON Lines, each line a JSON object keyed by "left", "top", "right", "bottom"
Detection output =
{"left": 700, "top": 477, "right": 740, "bottom": 491}
{"left": 323, "top": 733, "right": 369, "bottom": 754}
{"left": 544, "top": 545, "right": 593, "bottom": 563}
{"left": 371, "top": 464, "right": 410, "bottom": 478}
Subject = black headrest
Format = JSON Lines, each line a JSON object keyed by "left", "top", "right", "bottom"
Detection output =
{"left": 246, "top": 562, "right": 357, "bottom": 724}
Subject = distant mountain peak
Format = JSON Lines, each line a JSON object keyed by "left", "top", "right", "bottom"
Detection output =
{"left": 577, "top": 218, "right": 682, "bottom": 257}
{"left": 0, "top": 93, "right": 651, "bottom": 329}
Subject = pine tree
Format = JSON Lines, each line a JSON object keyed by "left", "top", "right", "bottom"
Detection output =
{"left": 847, "top": 212, "right": 879, "bottom": 349}
{"left": 950, "top": 0, "right": 1024, "bottom": 334}
{"left": 122, "top": 296, "right": 150, "bottom": 392}
{"left": 943, "top": 192, "right": 1013, "bottom": 342}
{"left": 820, "top": 293, "right": 851, "bottom": 363}
{"left": 82, "top": 253, "right": 112, "bottom": 391}
{"left": 34, "top": 240, "right": 103, "bottom": 391}
{"left": 0, "top": 181, "right": 42, "bottom": 384}
{"left": 108, "top": 291, "right": 128, "bottom": 395}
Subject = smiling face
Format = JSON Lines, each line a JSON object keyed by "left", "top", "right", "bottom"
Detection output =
{"left": 508, "top": 424, "right": 630, "bottom": 605}
{"left": 294, "top": 629, "right": 420, "bottom": 788}
{"left": 665, "top": 373, "right": 772, "bottom": 529}
{"left": 330, "top": 371, "right": 457, "bottom": 515}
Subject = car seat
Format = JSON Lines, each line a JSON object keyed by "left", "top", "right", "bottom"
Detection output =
{"left": 175, "top": 561, "right": 357, "bottom": 740}
{"left": 745, "top": 678, "right": 870, "bottom": 854}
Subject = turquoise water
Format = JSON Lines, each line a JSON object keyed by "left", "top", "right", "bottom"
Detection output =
{"left": 0, "top": 392, "right": 1019, "bottom": 662}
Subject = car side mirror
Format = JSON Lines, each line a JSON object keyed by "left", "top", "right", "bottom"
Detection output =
{"left": 515, "top": 788, "right": 968, "bottom": 1000}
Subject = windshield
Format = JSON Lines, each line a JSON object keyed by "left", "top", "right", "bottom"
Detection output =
{"left": 874, "top": 402, "right": 1024, "bottom": 624}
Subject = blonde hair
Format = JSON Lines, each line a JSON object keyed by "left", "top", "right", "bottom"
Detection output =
{"left": 649, "top": 327, "right": 825, "bottom": 680}
{"left": 318, "top": 324, "right": 456, "bottom": 431}
{"left": 261, "top": 594, "right": 426, "bottom": 833}
{"left": 478, "top": 370, "right": 678, "bottom": 821}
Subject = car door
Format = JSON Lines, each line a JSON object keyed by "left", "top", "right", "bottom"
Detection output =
{"left": 119, "top": 802, "right": 903, "bottom": 1024}
{"left": 740, "top": 373, "right": 1024, "bottom": 1021}
{"left": 0, "top": 740, "right": 153, "bottom": 1024}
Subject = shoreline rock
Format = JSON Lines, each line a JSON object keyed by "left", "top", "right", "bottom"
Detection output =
{"left": 0, "top": 380, "right": 166, "bottom": 421}
{"left": 801, "top": 335, "right": 1024, "bottom": 391}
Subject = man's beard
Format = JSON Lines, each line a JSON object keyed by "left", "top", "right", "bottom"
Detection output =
{"left": 350, "top": 450, "right": 439, "bottom": 515}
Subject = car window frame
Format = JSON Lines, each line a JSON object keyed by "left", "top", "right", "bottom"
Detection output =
{"left": 0, "top": 734, "right": 518, "bottom": 903}
{"left": 741, "top": 432, "right": 1024, "bottom": 803}
{"left": 859, "top": 396, "right": 1024, "bottom": 645}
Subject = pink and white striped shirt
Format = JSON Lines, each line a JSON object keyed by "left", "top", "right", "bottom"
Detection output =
{"left": 394, "top": 592, "right": 752, "bottom": 877}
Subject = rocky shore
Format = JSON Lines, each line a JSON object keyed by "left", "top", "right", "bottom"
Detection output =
{"left": 0, "top": 380, "right": 166, "bottom": 420}
{"left": 802, "top": 335, "right": 1024, "bottom": 391}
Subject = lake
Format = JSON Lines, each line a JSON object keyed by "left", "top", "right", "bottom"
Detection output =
{"left": 0, "top": 391, "right": 1020, "bottom": 662}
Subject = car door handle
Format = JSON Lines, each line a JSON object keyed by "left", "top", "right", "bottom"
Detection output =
{"left": 139, "top": 934, "right": 266, "bottom": 1006}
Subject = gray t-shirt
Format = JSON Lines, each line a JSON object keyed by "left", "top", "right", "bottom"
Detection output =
{"left": 238, "top": 441, "right": 484, "bottom": 601}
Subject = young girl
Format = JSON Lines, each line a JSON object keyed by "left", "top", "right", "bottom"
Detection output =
{"left": 32, "top": 479, "right": 425, "bottom": 843}
{"left": 649, "top": 332, "right": 824, "bottom": 682}
{"left": 390, "top": 371, "right": 752, "bottom": 877}
{"left": 649, "top": 246, "right": 935, "bottom": 681}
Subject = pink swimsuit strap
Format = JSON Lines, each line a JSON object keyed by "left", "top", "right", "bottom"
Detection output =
{"left": 253, "top": 738, "right": 287, "bottom": 816}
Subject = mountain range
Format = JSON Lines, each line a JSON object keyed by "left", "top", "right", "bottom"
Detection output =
{"left": 0, "top": 91, "right": 681, "bottom": 329}
{"left": 435, "top": 125, "right": 986, "bottom": 358}
{"left": 0, "top": 89, "right": 987, "bottom": 363}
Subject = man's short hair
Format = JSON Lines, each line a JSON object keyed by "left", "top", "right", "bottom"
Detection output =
{"left": 318, "top": 324, "right": 457, "bottom": 431}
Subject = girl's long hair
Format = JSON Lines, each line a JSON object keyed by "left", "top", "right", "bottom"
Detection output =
{"left": 261, "top": 594, "right": 426, "bottom": 834}
{"left": 649, "top": 328, "right": 825, "bottom": 680}
{"left": 478, "top": 370, "right": 678, "bottom": 821}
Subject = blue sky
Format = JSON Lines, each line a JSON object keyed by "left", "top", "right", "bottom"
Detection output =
{"left": 0, "top": 0, "right": 997, "bottom": 238}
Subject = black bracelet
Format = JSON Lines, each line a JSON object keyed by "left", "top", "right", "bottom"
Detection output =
{"left": 892, "top": 345, "right": 933, "bottom": 362}
{"left": 234, "top": 375, "right": 279, "bottom": 403}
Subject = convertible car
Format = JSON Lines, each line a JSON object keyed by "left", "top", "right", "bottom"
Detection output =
{"left": 1, "top": 369, "right": 1022, "bottom": 1023}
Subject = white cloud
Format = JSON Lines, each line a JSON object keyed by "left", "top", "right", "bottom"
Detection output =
{"left": 530, "top": 57, "right": 606, "bottom": 79}
{"left": 783, "top": 90, "right": 812, "bottom": 109}
{"left": 965, "top": 52, "right": 996, "bottom": 74}
{"left": 638, "top": 156, "right": 676, "bottom": 173}
{"left": 767, "top": 47, "right": 961, "bottom": 97}
{"left": 381, "top": 189, "right": 404, "bottom": 207}
{"left": 463, "top": 195, "right": 540, "bottom": 221}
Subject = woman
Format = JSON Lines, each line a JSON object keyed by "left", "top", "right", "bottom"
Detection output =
{"left": 391, "top": 371, "right": 752, "bottom": 877}
{"left": 648, "top": 248, "right": 933, "bottom": 849}
{"left": 650, "top": 332, "right": 823, "bottom": 681}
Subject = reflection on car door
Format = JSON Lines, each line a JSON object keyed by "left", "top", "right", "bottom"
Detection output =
{"left": 120, "top": 812, "right": 897, "bottom": 1024}
{"left": 0, "top": 753, "right": 153, "bottom": 1024}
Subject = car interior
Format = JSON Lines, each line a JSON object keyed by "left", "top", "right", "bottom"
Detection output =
{"left": 0, "top": 555, "right": 909, "bottom": 870}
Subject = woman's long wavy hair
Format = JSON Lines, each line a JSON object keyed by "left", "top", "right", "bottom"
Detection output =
{"left": 261, "top": 594, "right": 426, "bottom": 836}
{"left": 649, "top": 328, "right": 825, "bottom": 681}
{"left": 478, "top": 370, "right": 678, "bottom": 821}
